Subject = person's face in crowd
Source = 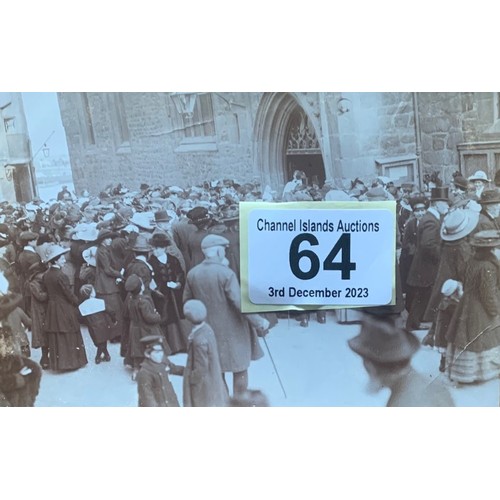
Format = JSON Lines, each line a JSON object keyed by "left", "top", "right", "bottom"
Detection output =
{"left": 473, "top": 180, "right": 486, "bottom": 191}
{"left": 146, "top": 345, "right": 164, "bottom": 364}
{"left": 152, "top": 246, "right": 166, "bottom": 258}
{"left": 55, "top": 254, "right": 66, "bottom": 266}
{"left": 413, "top": 203, "right": 427, "bottom": 220}
{"left": 435, "top": 201, "right": 449, "bottom": 216}
{"left": 486, "top": 203, "right": 500, "bottom": 218}
{"left": 102, "top": 237, "right": 112, "bottom": 247}
{"left": 28, "top": 238, "right": 37, "bottom": 248}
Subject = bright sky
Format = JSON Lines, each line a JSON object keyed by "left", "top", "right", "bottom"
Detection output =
{"left": 21, "top": 92, "right": 70, "bottom": 159}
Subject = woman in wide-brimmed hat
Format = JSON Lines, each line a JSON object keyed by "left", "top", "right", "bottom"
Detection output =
{"left": 421, "top": 208, "right": 479, "bottom": 349}
{"left": 148, "top": 231, "right": 188, "bottom": 354}
{"left": 70, "top": 223, "right": 99, "bottom": 296}
{"left": 446, "top": 230, "right": 500, "bottom": 384}
{"left": 42, "top": 244, "right": 88, "bottom": 372}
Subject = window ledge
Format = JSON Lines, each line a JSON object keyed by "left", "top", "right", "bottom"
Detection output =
{"left": 175, "top": 137, "right": 217, "bottom": 153}
{"left": 116, "top": 142, "right": 132, "bottom": 154}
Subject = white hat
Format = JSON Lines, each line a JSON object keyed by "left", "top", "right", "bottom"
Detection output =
{"left": 468, "top": 170, "right": 491, "bottom": 183}
{"left": 42, "top": 244, "right": 70, "bottom": 264}
{"left": 441, "top": 279, "right": 459, "bottom": 297}
{"left": 82, "top": 246, "right": 98, "bottom": 267}
{"left": 130, "top": 212, "right": 156, "bottom": 231}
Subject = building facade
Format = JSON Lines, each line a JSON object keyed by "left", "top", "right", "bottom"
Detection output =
{"left": 56, "top": 92, "right": 500, "bottom": 196}
{"left": 0, "top": 92, "right": 37, "bottom": 202}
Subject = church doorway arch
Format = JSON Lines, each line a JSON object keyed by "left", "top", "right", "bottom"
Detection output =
{"left": 253, "top": 93, "right": 325, "bottom": 192}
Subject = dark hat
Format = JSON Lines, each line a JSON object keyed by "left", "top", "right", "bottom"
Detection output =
{"left": 131, "top": 234, "right": 153, "bottom": 253}
{"left": 28, "top": 260, "right": 46, "bottom": 277}
{"left": 479, "top": 189, "right": 500, "bottom": 205}
{"left": 150, "top": 232, "right": 171, "bottom": 248}
{"left": 187, "top": 206, "right": 211, "bottom": 225}
{"left": 19, "top": 231, "right": 38, "bottom": 242}
{"left": 430, "top": 187, "right": 450, "bottom": 202}
{"left": 453, "top": 175, "right": 469, "bottom": 191}
{"left": 124, "top": 274, "right": 142, "bottom": 293}
{"left": 470, "top": 230, "right": 500, "bottom": 248}
{"left": 140, "top": 335, "right": 163, "bottom": 350}
{"left": 348, "top": 315, "right": 420, "bottom": 363}
{"left": 408, "top": 195, "right": 428, "bottom": 209}
{"left": 154, "top": 210, "right": 171, "bottom": 223}
{"left": 201, "top": 234, "right": 230, "bottom": 250}
{"left": 140, "top": 183, "right": 150, "bottom": 192}
{"left": 96, "top": 228, "right": 119, "bottom": 242}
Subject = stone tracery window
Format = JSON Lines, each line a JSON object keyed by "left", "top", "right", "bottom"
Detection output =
{"left": 183, "top": 93, "right": 216, "bottom": 138}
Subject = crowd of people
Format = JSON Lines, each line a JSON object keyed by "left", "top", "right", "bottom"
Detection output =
{"left": 1, "top": 167, "right": 500, "bottom": 406}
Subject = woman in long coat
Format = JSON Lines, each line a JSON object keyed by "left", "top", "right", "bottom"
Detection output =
{"left": 94, "top": 229, "right": 124, "bottom": 342}
{"left": 446, "top": 230, "right": 500, "bottom": 384}
{"left": 27, "top": 261, "right": 49, "bottom": 368}
{"left": 421, "top": 208, "right": 478, "bottom": 346}
{"left": 148, "top": 232, "right": 188, "bottom": 354}
{"left": 42, "top": 244, "right": 88, "bottom": 371}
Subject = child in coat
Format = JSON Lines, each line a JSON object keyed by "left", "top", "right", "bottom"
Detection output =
{"left": 124, "top": 274, "right": 171, "bottom": 381}
{"left": 182, "top": 299, "right": 228, "bottom": 407}
{"left": 136, "top": 334, "right": 184, "bottom": 407}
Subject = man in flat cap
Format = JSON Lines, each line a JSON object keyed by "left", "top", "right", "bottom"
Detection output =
{"left": 183, "top": 234, "right": 269, "bottom": 397}
{"left": 348, "top": 314, "right": 454, "bottom": 406}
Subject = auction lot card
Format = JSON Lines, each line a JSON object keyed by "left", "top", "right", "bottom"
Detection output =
{"left": 240, "top": 201, "right": 397, "bottom": 313}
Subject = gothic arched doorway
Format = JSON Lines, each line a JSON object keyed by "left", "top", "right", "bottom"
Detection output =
{"left": 285, "top": 108, "right": 325, "bottom": 187}
{"left": 253, "top": 93, "right": 325, "bottom": 191}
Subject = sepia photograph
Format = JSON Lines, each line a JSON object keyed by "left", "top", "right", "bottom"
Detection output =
{"left": 4, "top": 6, "right": 500, "bottom": 500}
{"left": 1, "top": 91, "right": 500, "bottom": 408}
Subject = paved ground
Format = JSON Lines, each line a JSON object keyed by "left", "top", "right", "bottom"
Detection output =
{"left": 30, "top": 311, "right": 499, "bottom": 407}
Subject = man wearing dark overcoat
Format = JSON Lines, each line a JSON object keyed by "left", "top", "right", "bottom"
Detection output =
{"left": 472, "top": 189, "right": 500, "bottom": 234}
{"left": 16, "top": 231, "right": 42, "bottom": 314}
{"left": 406, "top": 187, "right": 449, "bottom": 331}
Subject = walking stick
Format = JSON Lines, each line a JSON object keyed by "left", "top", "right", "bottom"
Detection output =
{"left": 262, "top": 336, "right": 287, "bottom": 399}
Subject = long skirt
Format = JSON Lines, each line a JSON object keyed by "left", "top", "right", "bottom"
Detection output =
{"left": 96, "top": 292, "right": 124, "bottom": 340}
{"left": 446, "top": 343, "right": 500, "bottom": 384}
{"left": 47, "top": 330, "right": 88, "bottom": 371}
{"left": 164, "top": 319, "right": 189, "bottom": 354}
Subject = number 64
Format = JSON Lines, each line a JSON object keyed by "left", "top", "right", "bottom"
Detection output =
{"left": 289, "top": 232, "right": 356, "bottom": 280}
